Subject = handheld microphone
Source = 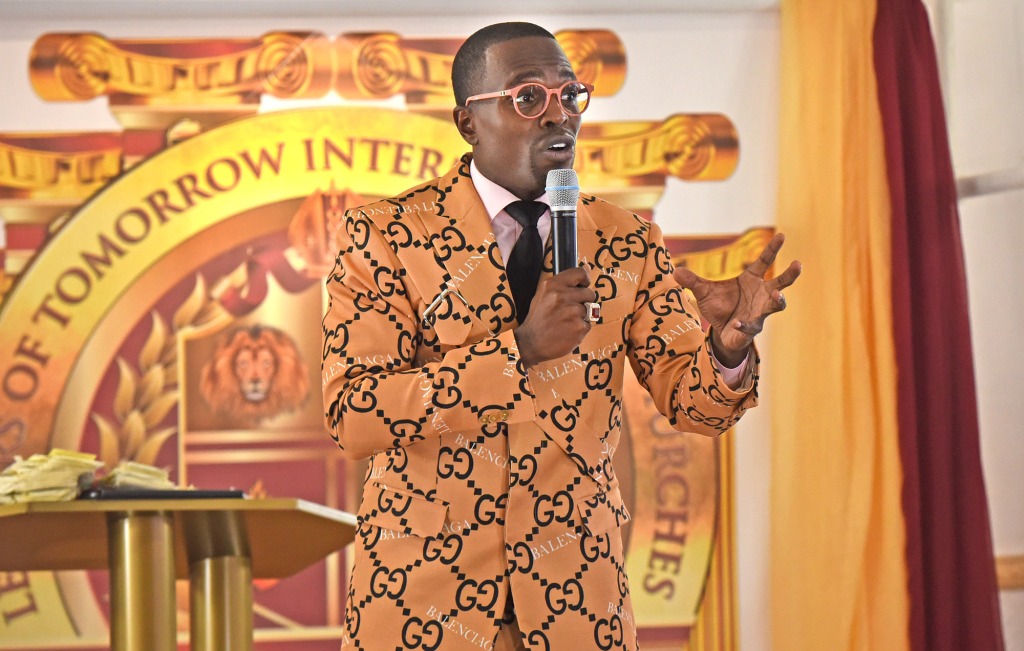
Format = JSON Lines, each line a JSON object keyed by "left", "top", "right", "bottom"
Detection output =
{"left": 546, "top": 168, "right": 580, "bottom": 275}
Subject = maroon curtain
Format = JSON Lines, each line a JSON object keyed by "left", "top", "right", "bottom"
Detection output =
{"left": 873, "top": 1, "right": 1005, "bottom": 650}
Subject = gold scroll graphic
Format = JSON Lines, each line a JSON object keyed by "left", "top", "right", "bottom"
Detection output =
{"left": 0, "top": 133, "right": 124, "bottom": 296}
{"left": 0, "top": 133, "right": 122, "bottom": 199}
{"left": 29, "top": 31, "right": 333, "bottom": 103}
{"left": 336, "top": 29, "right": 625, "bottom": 105}
{"left": 575, "top": 114, "right": 739, "bottom": 212}
{"left": 674, "top": 229, "right": 775, "bottom": 280}
{"left": 579, "top": 114, "right": 738, "bottom": 181}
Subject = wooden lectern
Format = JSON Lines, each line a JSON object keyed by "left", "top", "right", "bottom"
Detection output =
{"left": 0, "top": 497, "right": 357, "bottom": 651}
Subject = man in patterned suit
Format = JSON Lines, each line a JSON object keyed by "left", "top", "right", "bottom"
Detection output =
{"left": 322, "top": 22, "right": 800, "bottom": 651}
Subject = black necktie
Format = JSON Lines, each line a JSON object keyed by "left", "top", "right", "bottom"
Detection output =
{"left": 504, "top": 200, "right": 547, "bottom": 324}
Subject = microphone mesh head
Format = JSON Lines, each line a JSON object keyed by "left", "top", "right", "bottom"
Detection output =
{"left": 545, "top": 168, "right": 579, "bottom": 210}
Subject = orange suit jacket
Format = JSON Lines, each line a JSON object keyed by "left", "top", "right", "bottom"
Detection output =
{"left": 322, "top": 155, "right": 758, "bottom": 651}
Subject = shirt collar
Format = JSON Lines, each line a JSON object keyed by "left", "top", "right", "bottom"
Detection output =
{"left": 470, "top": 159, "right": 549, "bottom": 222}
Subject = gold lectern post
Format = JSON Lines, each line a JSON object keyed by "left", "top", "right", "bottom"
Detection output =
{"left": 108, "top": 511, "right": 177, "bottom": 650}
{"left": 183, "top": 510, "right": 254, "bottom": 651}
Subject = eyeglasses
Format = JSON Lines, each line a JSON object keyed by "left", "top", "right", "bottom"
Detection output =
{"left": 465, "top": 81, "right": 594, "bottom": 119}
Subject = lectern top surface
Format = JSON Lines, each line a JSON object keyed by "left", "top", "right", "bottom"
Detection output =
{"left": 0, "top": 497, "right": 358, "bottom": 578}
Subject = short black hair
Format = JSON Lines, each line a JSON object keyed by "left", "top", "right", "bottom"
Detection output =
{"left": 451, "top": 22, "right": 558, "bottom": 106}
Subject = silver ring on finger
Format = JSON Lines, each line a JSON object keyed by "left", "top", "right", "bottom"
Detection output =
{"left": 584, "top": 301, "right": 602, "bottom": 323}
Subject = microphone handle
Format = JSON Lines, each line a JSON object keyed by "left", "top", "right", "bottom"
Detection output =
{"left": 551, "top": 209, "right": 578, "bottom": 275}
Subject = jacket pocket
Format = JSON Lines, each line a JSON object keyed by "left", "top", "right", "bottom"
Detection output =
{"left": 358, "top": 482, "right": 449, "bottom": 538}
{"left": 575, "top": 483, "right": 631, "bottom": 537}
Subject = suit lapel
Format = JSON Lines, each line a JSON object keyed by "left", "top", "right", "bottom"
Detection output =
{"left": 540, "top": 197, "right": 616, "bottom": 278}
{"left": 531, "top": 197, "right": 619, "bottom": 486}
{"left": 414, "top": 161, "right": 516, "bottom": 340}
{"left": 577, "top": 197, "right": 615, "bottom": 274}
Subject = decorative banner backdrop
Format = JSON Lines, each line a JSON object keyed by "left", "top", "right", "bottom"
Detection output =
{"left": 0, "top": 29, "right": 767, "bottom": 651}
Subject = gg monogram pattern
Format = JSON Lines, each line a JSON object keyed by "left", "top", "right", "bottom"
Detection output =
{"left": 322, "top": 155, "right": 759, "bottom": 650}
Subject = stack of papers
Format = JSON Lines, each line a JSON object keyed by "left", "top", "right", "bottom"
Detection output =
{"left": 0, "top": 449, "right": 104, "bottom": 504}
{"left": 102, "top": 460, "right": 177, "bottom": 490}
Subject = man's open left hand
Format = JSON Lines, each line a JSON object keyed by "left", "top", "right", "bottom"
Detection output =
{"left": 672, "top": 232, "right": 801, "bottom": 367}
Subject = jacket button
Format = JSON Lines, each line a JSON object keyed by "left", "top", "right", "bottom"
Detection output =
{"left": 500, "top": 410, "right": 510, "bottom": 421}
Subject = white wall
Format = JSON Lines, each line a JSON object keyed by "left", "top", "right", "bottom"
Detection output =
{"left": 941, "top": 0, "right": 1024, "bottom": 648}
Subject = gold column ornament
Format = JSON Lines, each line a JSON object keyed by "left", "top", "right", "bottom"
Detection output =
{"left": 336, "top": 30, "right": 626, "bottom": 114}
{"left": 0, "top": 132, "right": 122, "bottom": 199}
{"left": 673, "top": 229, "right": 775, "bottom": 281}
{"left": 554, "top": 29, "right": 626, "bottom": 98}
{"left": 0, "top": 132, "right": 123, "bottom": 286}
{"left": 579, "top": 114, "right": 738, "bottom": 180}
{"left": 335, "top": 32, "right": 451, "bottom": 102}
{"left": 30, "top": 31, "right": 333, "bottom": 132}
{"left": 576, "top": 113, "right": 739, "bottom": 212}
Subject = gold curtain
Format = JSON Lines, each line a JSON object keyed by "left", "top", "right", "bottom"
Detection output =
{"left": 769, "top": 1, "right": 910, "bottom": 649}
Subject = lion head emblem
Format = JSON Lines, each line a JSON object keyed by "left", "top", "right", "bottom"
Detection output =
{"left": 199, "top": 325, "right": 310, "bottom": 423}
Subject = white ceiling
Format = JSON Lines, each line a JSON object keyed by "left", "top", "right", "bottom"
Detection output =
{"left": 0, "top": 0, "right": 780, "bottom": 21}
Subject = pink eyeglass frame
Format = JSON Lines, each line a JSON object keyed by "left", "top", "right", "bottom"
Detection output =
{"left": 464, "top": 80, "right": 595, "bottom": 118}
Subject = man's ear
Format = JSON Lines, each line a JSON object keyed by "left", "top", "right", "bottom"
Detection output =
{"left": 453, "top": 106, "right": 478, "bottom": 145}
